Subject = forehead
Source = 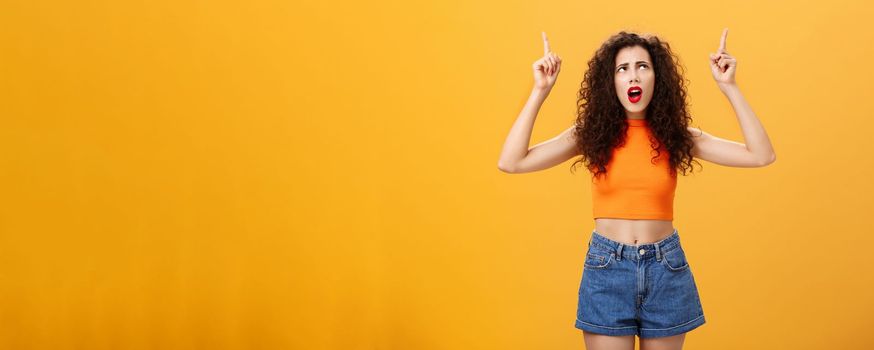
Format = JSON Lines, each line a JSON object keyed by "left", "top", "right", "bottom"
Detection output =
{"left": 615, "top": 46, "right": 651, "bottom": 65}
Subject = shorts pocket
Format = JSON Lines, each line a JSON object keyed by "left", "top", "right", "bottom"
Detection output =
{"left": 660, "top": 247, "right": 690, "bottom": 271}
{"left": 583, "top": 244, "right": 614, "bottom": 269}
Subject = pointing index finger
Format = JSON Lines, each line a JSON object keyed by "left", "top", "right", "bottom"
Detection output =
{"left": 718, "top": 28, "right": 728, "bottom": 53}
{"left": 542, "top": 31, "right": 550, "bottom": 55}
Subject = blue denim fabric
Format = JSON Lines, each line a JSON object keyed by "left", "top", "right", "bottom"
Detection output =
{"left": 575, "top": 228, "right": 706, "bottom": 339}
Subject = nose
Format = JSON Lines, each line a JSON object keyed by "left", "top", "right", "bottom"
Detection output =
{"left": 629, "top": 75, "right": 640, "bottom": 84}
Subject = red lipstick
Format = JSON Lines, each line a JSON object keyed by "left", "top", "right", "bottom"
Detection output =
{"left": 627, "top": 86, "right": 642, "bottom": 103}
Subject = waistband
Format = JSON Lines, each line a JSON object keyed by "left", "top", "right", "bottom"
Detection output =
{"left": 588, "top": 228, "right": 681, "bottom": 261}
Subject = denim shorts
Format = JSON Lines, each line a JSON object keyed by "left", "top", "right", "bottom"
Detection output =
{"left": 574, "top": 228, "right": 706, "bottom": 339}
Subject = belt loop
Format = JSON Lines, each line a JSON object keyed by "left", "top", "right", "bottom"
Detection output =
{"left": 616, "top": 243, "right": 623, "bottom": 261}
{"left": 655, "top": 241, "right": 662, "bottom": 261}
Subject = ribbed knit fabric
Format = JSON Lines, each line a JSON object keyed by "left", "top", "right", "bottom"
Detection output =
{"left": 591, "top": 118, "right": 677, "bottom": 220}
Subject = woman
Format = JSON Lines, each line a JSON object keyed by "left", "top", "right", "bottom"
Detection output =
{"left": 497, "top": 29, "right": 775, "bottom": 350}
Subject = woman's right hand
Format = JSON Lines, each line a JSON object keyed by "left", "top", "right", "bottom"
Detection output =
{"left": 533, "top": 31, "right": 562, "bottom": 91}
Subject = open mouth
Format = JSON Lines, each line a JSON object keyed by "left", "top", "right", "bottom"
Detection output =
{"left": 627, "top": 86, "right": 642, "bottom": 103}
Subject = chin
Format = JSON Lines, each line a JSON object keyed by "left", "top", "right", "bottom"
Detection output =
{"left": 622, "top": 102, "right": 650, "bottom": 112}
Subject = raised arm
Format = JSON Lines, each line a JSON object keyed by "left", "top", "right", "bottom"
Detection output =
{"left": 695, "top": 28, "right": 776, "bottom": 168}
{"left": 498, "top": 32, "right": 579, "bottom": 174}
{"left": 499, "top": 122, "right": 580, "bottom": 173}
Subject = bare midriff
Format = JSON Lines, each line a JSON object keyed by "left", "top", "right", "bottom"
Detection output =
{"left": 594, "top": 217, "right": 675, "bottom": 245}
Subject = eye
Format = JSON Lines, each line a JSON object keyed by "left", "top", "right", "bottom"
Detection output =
{"left": 640, "top": 64, "right": 648, "bottom": 69}
{"left": 617, "top": 67, "right": 626, "bottom": 72}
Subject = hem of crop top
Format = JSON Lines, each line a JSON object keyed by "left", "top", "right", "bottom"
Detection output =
{"left": 593, "top": 213, "right": 673, "bottom": 220}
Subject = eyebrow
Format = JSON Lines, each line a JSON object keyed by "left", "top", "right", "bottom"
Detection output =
{"left": 616, "top": 61, "right": 650, "bottom": 69}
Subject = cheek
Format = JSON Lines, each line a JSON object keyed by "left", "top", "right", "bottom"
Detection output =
{"left": 646, "top": 77, "right": 655, "bottom": 96}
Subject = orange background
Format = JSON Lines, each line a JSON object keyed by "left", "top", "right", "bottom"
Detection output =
{"left": 1, "top": 0, "right": 873, "bottom": 348}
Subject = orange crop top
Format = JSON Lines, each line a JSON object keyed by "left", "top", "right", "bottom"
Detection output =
{"left": 590, "top": 118, "right": 677, "bottom": 220}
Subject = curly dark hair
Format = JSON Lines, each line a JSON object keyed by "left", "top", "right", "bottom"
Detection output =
{"left": 570, "top": 31, "right": 702, "bottom": 180}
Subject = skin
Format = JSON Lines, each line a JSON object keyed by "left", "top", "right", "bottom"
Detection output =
{"left": 614, "top": 45, "right": 655, "bottom": 121}
{"left": 498, "top": 28, "right": 776, "bottom": 349}
{"left": 583, "top": 332, "right": 684, "bottom": 350}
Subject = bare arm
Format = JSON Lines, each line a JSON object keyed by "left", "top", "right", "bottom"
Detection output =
{"left": 686, "top": 85, "right": 776, "bottom": 167}
{"left": 687, "top": 124, "right": 773, "bottom": 168}
{"left": 497, "top": 88, "right": 580, "bottom": 174}
{"left": 498, "top": 32, "right": 579, "bottom": 174}
{"left": 698, "top": 28, "right": 776, "bottom": 168}
{"left": 722, "top": 85, "right": 775, "bottom": 165}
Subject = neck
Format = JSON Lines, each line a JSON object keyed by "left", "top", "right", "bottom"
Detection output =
{"left": 625, "top": 109, "right": 646, "bottom": 119}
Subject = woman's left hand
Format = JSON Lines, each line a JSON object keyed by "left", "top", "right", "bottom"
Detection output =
{"left": 709, "top": 28, "right": 737, "bottom": 87}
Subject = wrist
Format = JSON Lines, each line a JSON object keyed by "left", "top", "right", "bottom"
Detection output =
{"left": 532, "top": 85, "right": 552, "bottom": 96}
{"left": 717, "top": 82, "right": 739, "bottom": 93}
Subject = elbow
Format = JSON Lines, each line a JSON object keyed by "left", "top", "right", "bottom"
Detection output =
{"left": 758, "top": 153, "right": 777, "bottom": 167}
{"left": 497, "top": 161, "right": 516, "bottom": 174}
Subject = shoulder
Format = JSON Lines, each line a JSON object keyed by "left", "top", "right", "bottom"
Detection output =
{"left": 686, "top": 125, "right": 705, "bottom": 137}
{"left": 686, "top": 126, "right": 712, "bottom": 144}
{"left": 685, "top": 126, "right": 711, "bottom": 158}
